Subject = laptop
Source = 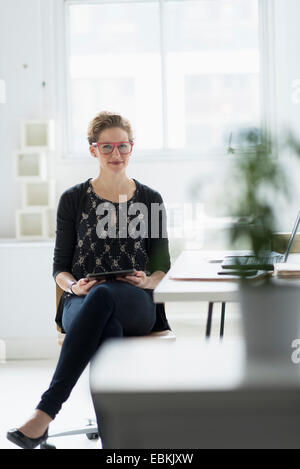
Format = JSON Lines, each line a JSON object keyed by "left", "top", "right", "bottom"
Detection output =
{"left": 220, "top": 210, "right": 300, "bottom": 271}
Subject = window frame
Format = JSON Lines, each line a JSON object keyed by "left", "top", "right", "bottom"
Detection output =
{"left": 52, "top": 0, "right": 276, "bottom": 162}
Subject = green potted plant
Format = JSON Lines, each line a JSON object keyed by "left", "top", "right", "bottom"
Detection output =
{"left": 224, "top": 129, "right": 300, "bottom": 362}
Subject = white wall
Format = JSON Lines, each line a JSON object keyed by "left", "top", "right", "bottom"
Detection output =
{"left": 274, "top": 0, "right": 300, "bottom": 137}
{"left": 0, "top": 0, "right": 47, "bottom": 237}
{"left": 271, "top": 0, "right": 300, "bottom": 228}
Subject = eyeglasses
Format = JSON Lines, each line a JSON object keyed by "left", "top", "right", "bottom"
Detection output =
{"left": 91, "top": 141, "right": 134, "bottom": 155}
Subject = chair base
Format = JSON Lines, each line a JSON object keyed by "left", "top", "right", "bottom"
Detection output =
{"left": 42, "top": 419, "right": 99, "bottom": 449}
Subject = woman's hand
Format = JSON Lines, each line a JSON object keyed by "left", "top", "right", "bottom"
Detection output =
{"left": 71, "top": 277, "right": 106, "bottom": 296}
{"left": 115, "top": 270, "right": 150, "bottom": 289}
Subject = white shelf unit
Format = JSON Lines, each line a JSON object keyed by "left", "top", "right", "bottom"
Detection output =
{"left": 21, "top": 119, "right": 55, "bottom": 151}
{"left": 13, "top": 149, "right": 47, "bottom": 180}
{"left": 14, "top": 119, "right": 56, "bottom": 240}
{"left": 15, "top": 208, "right": 52, "bottom": 240}
{"left": 22, "top": 179, "right": 55, "bottom": 209}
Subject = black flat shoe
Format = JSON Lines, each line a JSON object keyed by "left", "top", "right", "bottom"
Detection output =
{"left": 7, "top": 428, "right": 48, "bottom": 449}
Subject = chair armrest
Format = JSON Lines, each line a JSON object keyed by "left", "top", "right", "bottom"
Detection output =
{"left": 56, "top": 283, "right": 64, "bottom": 310}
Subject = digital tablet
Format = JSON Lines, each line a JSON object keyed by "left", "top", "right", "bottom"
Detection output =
{"left": 86, "top": 269, "right": 136, "bottom": 281}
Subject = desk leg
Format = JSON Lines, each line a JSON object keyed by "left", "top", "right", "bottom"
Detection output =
{"left": 220, "top": 302, "right": 226, "bottom": 339}
{"left": 205, "top": 302, "right": 213, "bottom": 338}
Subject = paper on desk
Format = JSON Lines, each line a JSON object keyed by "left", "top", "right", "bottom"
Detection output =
{"left": 170, "top": 265, "right": 269, "bottom": 282}
{"left": 169, "top": 261, "right": 238, "bottom": 281}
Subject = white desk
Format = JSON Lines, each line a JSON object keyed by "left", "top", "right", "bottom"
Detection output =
{"left": 154, "top": 250, "right": 241, "bottom": 338}
{"left": 91, "top": 338, "right": 300, "bottom": 448}
{"left": 154, "top": 250, "right": 300, "bottom": 338}
{"left": 154, "top": 250, "right": 241, "bottom": 303}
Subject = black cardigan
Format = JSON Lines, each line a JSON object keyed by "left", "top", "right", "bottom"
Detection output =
{"left": 54, "top": 178, "right": 171, "bottom": 332}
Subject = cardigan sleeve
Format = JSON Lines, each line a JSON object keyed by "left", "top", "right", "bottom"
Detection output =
{"left": 147, "top": 191, "right": 171, "bottom": 275}
{"left": 52, "top": 189, "right": 77, "bottom": 280}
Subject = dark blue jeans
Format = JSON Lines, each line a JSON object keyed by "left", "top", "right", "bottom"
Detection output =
{"left": 36, "top": 281, "right": 156, "bottom": 419}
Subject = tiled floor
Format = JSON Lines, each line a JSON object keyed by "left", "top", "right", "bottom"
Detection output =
{"left": 0, "top": 301, "right": 242, "bottom": 450}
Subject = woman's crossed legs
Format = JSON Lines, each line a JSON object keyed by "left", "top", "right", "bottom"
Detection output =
{"left": 18, "top": 281, "right": 156, "bottom": 438}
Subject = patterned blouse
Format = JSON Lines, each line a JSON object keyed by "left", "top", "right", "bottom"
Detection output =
{"left": 71, "top": 179, "right": 149, "bottom": 280}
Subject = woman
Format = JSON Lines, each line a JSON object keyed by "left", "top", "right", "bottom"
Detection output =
{"left": 7, "top": 111, "right": 171, "bottom": 449}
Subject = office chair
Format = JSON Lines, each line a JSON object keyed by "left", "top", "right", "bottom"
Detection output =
{"left": 40, "top": 284, "right": 176, "bottom": 449}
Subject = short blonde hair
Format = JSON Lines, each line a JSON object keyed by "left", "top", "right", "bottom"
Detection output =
{"left": 87, "top": 111, "right": 133, "bottom": 145}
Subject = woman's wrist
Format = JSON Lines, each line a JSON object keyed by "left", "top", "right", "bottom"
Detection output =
{"left": 144, "top": 275, "right": 153, "bottom": 289}
{"left": 67, "top": 280, "right": 77, "bottom": 294}
{"left": 146, "top": 271, "right": 165, "bottom": 289}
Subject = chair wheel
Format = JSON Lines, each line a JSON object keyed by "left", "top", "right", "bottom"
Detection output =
{"left": 40, "top": 441, "right": 57, "bottom": 449}
{"left": 86, "top": 432, "right": 99, "bottom": 440}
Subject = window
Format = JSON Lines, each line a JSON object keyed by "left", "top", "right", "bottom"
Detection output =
{"left": 64, "top": 0, "right": 261, "bottom": 157}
